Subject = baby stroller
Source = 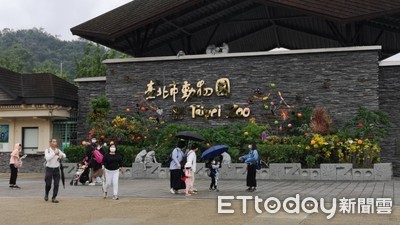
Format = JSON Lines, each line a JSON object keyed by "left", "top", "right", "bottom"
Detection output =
{"left": 70, "top": 162, "right": 90, "bottom": 186}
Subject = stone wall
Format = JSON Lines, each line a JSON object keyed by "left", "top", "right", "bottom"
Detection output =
{"left": 75, "top": 77, "right": 106, "bottom": 141}
{"left": 0, "top": 152, "right": 45, "bottom": 173}
{"left": 105, "top": 48, "right": 380, "bottom": 130}
{"left": 379, "top": 65, "right": 400, "bottom": 176}
{"left": 73, "top": 47, "right": 400, "bottom": 176}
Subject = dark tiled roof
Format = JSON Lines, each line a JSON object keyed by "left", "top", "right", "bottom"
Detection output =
{"left": 0, "top": 67, "right": 22, "bottom": 98}
{"left": 0, "top": 69, "right": 78, "bottom": 107}
{"left": 71, "top": 0, "right": 199, "bottom": 39}
{"left": 259, "top": 0, "right": 400, "bottom": 22}
{"left": 70, "top": 0, "right": 400, "bottom": 58}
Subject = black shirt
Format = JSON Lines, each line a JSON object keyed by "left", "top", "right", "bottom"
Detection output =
{"left": 102, "top": 153, "right": 123, "bottom": 171}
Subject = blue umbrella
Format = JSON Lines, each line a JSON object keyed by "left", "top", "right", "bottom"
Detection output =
{"left": 201, "top": 145, "right": 229, "bottom": 160}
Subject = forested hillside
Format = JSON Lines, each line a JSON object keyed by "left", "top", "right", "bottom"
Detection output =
{"left": 0, "top": 28, "right": 111, "bottom": 82}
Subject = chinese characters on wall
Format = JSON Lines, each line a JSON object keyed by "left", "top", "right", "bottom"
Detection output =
{"left": 144, "top": 78, "right": 250, "bottom": 120}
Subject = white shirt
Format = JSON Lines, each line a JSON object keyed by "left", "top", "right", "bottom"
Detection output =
{"left": 186, "top": 150, "right": 197, "bottom": 172}
{"left": 44, "top": 147, "right": 66, "bottom": 168}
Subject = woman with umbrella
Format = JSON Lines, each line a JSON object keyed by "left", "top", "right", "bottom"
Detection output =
{"left": 239, "top": 142, "right": 259, "bottom": 192}
{"left": 169, "top": 139, "right": 186, "bottom": 194}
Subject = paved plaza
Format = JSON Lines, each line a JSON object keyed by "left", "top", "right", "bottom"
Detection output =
{"left": 0, "top": 173, "right": 399, "bottom": 225}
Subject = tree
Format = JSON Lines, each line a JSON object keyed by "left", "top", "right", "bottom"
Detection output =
{"left": 0, "top": 43, "right": 31, "bottom": 73}
{"left": 75, "top": 42, "right": 117, "bottom": 78}
{"left": 87, "top": 95, "right": 112, "bottom": 131}
{"left": 32, "top": 60, "right": 71, "bottom": 80}
{"left": 0, "top": 28, "right": 88, "bottom": 79}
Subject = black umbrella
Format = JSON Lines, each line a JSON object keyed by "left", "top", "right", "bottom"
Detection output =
{"left": 60, "top": 161, "right": 65, "bottom": 189}
{"left": 176, "top": 131, "right": 205, "bottom": 142}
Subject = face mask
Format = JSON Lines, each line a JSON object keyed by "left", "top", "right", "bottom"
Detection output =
{"left": 110, "top": 147, "right": 116, "bottom": 153}
{"left": 248, "top": 145, "right": 252, "bottom": 149}
{"left": 91, "top": 138, "right": 96, "bottom": 143}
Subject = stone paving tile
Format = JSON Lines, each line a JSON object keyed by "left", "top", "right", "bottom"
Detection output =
{"left": 383, "top": 181, "right": 395, "bottom": 198}
{"left": 0, "top": 173, "right": 398, "bottom": 205}
{"left": 1, "top": 174, "right": 399, "bottom": 225}
{"left": 371, "top": 182, "right": 385, "bottom": 198}
{"left": 359, "top": 182, "right": 376, "bottom": 198}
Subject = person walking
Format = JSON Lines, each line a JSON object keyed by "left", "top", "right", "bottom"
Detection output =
{"left": 88, "top": 142, "right": 104, "bottom": 185}
{"left": 9, "top": 143, "right": 23, "bottom": 189}
{"left": 102, "top": 144, "right": 123, "bottom": 200}
{"left": 169, "top": 139, "right": 186, "bottom": 194}
{"left": 209, "top": 159, "right": 220, "bottom": 192}
{"left": 44, "top": 138, "right": 66, "bottom": 203}
{"left": 186, "top": 143, "right": 199, "bottom": 194}
{"left": 239, "top": 142, "right": 259, "bottom": 192}
{"left": 184, "top": 162, "right": 193, "bottom": 197}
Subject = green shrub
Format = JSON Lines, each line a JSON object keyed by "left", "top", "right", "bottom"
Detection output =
{"left": 63, "top": 145, "right": 86, "bottom": 163}
{"left": 258, "top": 144, "right": 303, "bottom": 165}
{"left": 73, "top": 106, "right": 389, "bottom": 168}
{"left": 116, "top": 145, "right": 143, "bottom": 167}
{"left": 341, "top": 107, "right": 390, "bottom": 143}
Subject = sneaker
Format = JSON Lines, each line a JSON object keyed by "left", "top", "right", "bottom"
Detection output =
{"left": 246, "top": 187, "right": 252, "bottom": 191}
{"left": 13, "top": 185, "right": 21, "bottom": 189}
{"left": 88, "top": 182, "right": 95, "bottom": 186}
{"left": 51, "top": 198, "right": 59, "bottom": 203}
{"left": 215, "top": 189, "right": 220, "bottom": 192}
{"left": 112, "top": 195, "right": 119, "bottom": 200}
{"left": 209, "top": 188, "right": 213, "bottom": 191}
{"left": 170, "top": 188, "right": 176, "bottom": 194}
{"left": 44, "top": 195, "right": 49, "bottom": 201}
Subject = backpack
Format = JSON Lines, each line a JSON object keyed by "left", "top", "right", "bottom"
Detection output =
{"left": 165, "top": 153, "right": 173, "bottom": 165}
{"left": 93, "top": 149, "right": 104, "bottom": 164}
{"left": 254, "top": 150, "right": 262, "bottom": 170}
{"left": 180, "top": 150, "right": 195, "bottom": 168}
{"left": 256, "top": 159, "right": 262, "bottom": 170}
{"left": 180, "top": 153, "right": 188, "bottom": 168}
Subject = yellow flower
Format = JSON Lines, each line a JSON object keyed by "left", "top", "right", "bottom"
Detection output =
{"left": 325, "top": 151, "right": 331, "bottom": 158}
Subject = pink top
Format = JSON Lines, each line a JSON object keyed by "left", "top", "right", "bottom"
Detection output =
{"left": 9, "top": 143, "right": 20, "bottom": 164}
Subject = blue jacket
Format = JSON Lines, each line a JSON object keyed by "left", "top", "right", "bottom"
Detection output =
{"left": 240, "top": 149, "right": 259, "bottom": 165}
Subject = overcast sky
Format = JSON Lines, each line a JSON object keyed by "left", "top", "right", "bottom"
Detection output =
{"left": 0, "top": 0, "right": 132, "bottom": 41}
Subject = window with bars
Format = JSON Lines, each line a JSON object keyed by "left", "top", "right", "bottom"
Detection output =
{"left": 52, "top": 109, "right": 77, "bottom": 150}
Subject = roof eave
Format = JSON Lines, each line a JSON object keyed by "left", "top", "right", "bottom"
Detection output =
{"left": 256, "top": 0, "right": 400, "bottom": 23}
{"left": 71, "top": 0, "right": 202, "bottom": 42}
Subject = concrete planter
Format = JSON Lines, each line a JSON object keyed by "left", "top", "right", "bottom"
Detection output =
{"left": 127, "top": 163, "right": 392, "bottom": 181}
{"left": 63, "top": 162, "right": 392, "bottom": 181}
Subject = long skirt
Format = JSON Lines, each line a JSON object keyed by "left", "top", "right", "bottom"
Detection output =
{"left": 246, "top": 164, "right": 257, "bottom": 187}
{"left": 170, "top": 169, "right": 186, "bottom": 190}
